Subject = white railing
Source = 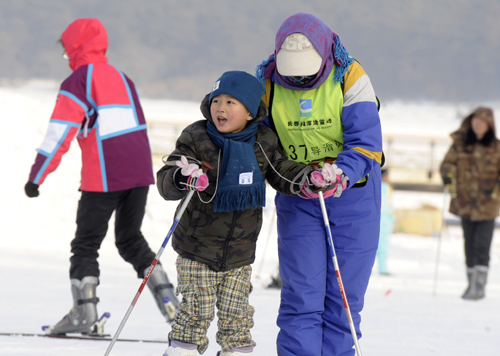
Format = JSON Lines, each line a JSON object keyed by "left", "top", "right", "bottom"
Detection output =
{"left": 148, "top": 121, "right": 188, "bottom": 159}
{"left": 148, "top": 121, "right": 452, "bottom": 186}
{"left": 383, "top": 134, "right": 451, "bottom": 186}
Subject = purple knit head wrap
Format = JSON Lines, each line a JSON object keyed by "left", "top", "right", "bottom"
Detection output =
{"left": 256, "top": 13, "right": 353, "bottom": 90}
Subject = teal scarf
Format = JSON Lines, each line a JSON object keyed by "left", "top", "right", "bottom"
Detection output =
{"left": 207, "top": 121, "right": 266, "bottom": 212}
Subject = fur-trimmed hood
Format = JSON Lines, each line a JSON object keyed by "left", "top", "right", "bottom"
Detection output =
{"left": 451, "top": 107, "right": 496, "bottom": 143}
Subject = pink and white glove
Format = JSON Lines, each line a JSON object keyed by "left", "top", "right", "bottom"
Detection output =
{"left": 300, "top": 170, "right": 325, "bottom": 199}
{"left": 175, "top": 156, "right": 209, "bottom": 191}
{"left": 300, "top": 163, "right": 348, "bottom": 199}
{"left": 322, "top": 163, "right": 348, "bottom": 198}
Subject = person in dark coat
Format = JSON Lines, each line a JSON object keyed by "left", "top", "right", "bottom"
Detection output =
{"left": 440, "top": 106, "right": 500, "bottom": 300}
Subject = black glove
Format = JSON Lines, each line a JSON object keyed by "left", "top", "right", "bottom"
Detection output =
{"left": 442, "top": 173, "right": 452, "bottom": 186}
{"left": 24, "top": 181, "right": 40, "bottom": 198}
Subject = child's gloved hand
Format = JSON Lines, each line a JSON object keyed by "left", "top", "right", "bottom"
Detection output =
{"left": 299, "top": 163, "right": 348, "bottom": 199}
{"left": 174, "top": 156, "right": 209, "bottom": 191}
{"left": 299, "top": 170, "right": 325, "bottom": 199}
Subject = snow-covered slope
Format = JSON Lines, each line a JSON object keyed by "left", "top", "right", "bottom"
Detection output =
{"left": 1, "top": 81, "right": 499, "bottom": 355}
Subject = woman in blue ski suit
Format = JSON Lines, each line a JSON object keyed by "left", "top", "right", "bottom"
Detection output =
{"left": 256, "top": 13, "right": 383, "bottom": 355}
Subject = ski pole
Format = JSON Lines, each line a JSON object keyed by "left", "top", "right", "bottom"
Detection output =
{"left": 104, "top": 190, "right": 195, "bottom": 356}
{"left": 318, "top": 191, "right": 362, "bottom": 356}
{"left": 432, "top": 187, "right": 449, "bottom": 296}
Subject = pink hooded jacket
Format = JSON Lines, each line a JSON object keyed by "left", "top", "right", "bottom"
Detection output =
{"left": 28, "top": 19, "right": 154, "bottom": 192}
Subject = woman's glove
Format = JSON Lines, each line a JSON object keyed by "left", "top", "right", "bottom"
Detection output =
{"left": 173, "top": 156, "right": 209, "bottom": 191}
{"left": 442, "top": 172, "right": 452, "bottom": 186}
{"left": 300, "top": 163, "right": 348, "bottom": 199}
{"left": 323, "top": 163, "right": 348, "bottom": 198}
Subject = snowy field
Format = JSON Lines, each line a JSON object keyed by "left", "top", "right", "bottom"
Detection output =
{"left": 1, "top": 81, "right": 500, "bottom": 355}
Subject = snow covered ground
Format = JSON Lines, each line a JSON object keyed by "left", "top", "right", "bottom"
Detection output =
{"left": 1, "top": 81, "right": 500, "bottom": 355}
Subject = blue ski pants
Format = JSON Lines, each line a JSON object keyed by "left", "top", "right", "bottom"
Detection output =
{"left": 275, "top": 173, "right": 380, "bottom": 356}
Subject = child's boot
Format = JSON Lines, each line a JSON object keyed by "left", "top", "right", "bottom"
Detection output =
{"left": 163, "top": 341, "right": 197, "bottom": 356}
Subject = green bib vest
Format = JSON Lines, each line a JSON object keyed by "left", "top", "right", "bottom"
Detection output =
{"left": 271, "top": 71, "right": 344, "bottom": 166}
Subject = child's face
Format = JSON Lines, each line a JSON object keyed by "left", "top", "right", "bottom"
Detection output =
{"left": 210, "top": 94, "right": 253, "bottom": 133}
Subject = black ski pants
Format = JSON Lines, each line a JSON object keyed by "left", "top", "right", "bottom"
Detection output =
{"left": 461, "top": 218, "right": 495, "bottom": 268}
{"left": 69, "top": 186, "right": 156, "bottom": 280}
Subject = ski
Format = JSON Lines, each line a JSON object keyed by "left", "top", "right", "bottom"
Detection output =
{"left": 0, "top": 331, "right": 168, "bottom": 344}
{"left": 41, "top": 311, "right": 112, "bottom": 336}
{"left": 0, "top": 311, "right": 166, "bottom": 344}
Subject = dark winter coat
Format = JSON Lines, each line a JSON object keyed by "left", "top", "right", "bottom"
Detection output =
{"left": 440, "top": 107, "right": 500, "bottom": 221}
{"left": 157, "top": 95, "right": 311, "bottom": 271}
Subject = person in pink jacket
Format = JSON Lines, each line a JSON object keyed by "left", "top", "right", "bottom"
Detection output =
{"left": 24, "top": 18, "right": 178, "bottom": 335}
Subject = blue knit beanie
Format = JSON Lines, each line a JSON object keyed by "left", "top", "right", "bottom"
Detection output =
{"left": 209, "top": 71, "right": 264, "bottom": 118}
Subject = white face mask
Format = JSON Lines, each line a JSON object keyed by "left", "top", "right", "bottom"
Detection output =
{"left": 276, "top": 34, "right": 322, "bottom": 76}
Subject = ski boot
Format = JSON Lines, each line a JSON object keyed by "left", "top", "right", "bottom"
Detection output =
{"left": 267, "top": 274, "right": 283, "bottom": 289}
{"left": 43, "top": 276, "right": 101, "bottom": 335}
{"left": 146, "top": 264, "right": 179, "bottom": 323}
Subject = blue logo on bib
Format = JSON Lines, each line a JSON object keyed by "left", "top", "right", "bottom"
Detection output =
{"left": 299, "top": 99, "right": 312, "bottom": 117}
